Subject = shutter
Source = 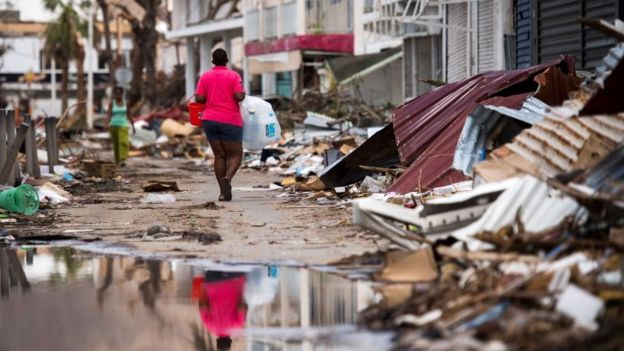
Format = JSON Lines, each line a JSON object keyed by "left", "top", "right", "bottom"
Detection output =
{"left": 582, "top": 0, "right": 617, "bottom": 70}
{"left": 533, "top": 0, "right": 618, "bottom": 71}
{"left": 515, "top": 0, "right": 531, "bottom": 68}
{"left": 404, "top": 37, "right": 415, "bottom": 99}
{"left": 478, "top": 0, "right": 495, "bottom": 73}
{"left": 447, "top": 3, "right": 468, "bottom": 82}
{"left": 534, "top": 0, "right": 582, "bottom": 66}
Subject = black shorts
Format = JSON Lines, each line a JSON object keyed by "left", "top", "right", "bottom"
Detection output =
{"left": 202, "top": 120, "right": 243, "bottom": 143}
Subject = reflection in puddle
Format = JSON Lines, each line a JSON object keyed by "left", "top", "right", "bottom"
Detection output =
{"left": 0, "top": 247, "right": 392, "bottom": 351}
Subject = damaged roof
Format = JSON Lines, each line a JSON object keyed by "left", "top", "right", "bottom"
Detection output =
{"left": 326, "top": 48, "right": 402, "bottom": 83}
{"left": 388, "top": 58, "right": 576, "bottom": 193}
{"left": 503, "top": 112, "right": 624, "bottom": 177}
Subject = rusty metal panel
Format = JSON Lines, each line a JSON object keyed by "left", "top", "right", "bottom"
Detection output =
{"left": 388, "top": 59, "right": 572, "bottom": 193}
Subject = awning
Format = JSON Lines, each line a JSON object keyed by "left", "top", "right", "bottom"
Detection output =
{"left": 247, "top": 51, "right": 302, "bottom": 74}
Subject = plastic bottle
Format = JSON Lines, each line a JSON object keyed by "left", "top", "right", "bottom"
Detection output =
{"left": 241, "top": 96, "right": 282, "bottom": 150}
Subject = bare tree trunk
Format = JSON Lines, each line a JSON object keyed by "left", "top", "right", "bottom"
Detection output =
{"left": 142, "top": 0, "right": 161, "bottom": 109}
{"left": 97, "top": 0, "right": 116, "bottom": 89}
{"left": 61, "top": 61, "right": 69, "bottom": 114}
{"left": 75, "top": 43, "right": 86, "bottom": 125}
{"left": 128, "top": 24, "right": 144, "bottom": 113}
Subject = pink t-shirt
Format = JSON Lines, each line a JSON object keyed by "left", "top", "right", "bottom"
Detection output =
{"left": 195, "top": 66, "right": 244, "bottom": 127}
{"left": 199, "top": 276, "right": 247, "bottom": 337}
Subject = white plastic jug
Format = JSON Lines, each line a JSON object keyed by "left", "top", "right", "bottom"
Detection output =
{"left": 241, "top": 96, "right": 281, "bottom": 150}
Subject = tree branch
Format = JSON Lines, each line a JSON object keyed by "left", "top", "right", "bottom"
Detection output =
{"left": 113, "top": 3, "right": 140, "bottom": 27}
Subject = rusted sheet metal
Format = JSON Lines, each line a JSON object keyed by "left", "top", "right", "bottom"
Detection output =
{"left": 504, "top": 113, "right": 624, "bottom": 177}
{"left": 388, "top": 58, "right": 575, "bottom": 193}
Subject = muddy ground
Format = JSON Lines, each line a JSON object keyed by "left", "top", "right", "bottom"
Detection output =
{"left": 13, "top": 157, "right": 384, "bottom": 264}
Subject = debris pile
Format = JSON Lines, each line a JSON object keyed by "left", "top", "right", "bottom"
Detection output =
{"left": 340, "top": 43, "right": 624, "bottom": 349}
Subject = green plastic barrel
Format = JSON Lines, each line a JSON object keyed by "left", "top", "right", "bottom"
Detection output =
{"left": 0, "top": 184, "right": 40, "bottom": 216}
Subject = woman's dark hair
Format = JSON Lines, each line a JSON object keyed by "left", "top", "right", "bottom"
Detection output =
{"left": 114, "top": 86, "right": 124, "bottom": 94}
{"left": 212, "top": 48, "right": 228, "bottom": 66}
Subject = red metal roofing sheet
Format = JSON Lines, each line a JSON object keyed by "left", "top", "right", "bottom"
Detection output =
{"left": 388, "top": 59, "right": 572, "bottom": 194}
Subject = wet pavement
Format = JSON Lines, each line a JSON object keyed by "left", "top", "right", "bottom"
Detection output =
{"left": 0, "top": 246, "right": 392, "bottom": 351}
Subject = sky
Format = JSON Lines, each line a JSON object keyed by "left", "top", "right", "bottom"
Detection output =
{"left": 2, "top": 0, "right": 57, "bottom": 22}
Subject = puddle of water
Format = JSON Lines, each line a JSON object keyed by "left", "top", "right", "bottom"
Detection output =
{"left": 0, "top": 246, "right": 392, "bottom": 351}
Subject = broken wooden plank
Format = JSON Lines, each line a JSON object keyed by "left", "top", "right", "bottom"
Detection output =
{"left": 436, "top": 246, "right": 542, "bottom": 263}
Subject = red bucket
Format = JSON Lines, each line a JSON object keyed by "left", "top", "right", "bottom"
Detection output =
{"left": 187, "top": 102, "right": 204, "bottom": 127}
{"left": 191, "top": 276, "right": 203, "bottom": 301}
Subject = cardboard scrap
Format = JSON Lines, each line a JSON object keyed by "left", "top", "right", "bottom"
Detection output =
{"left": 160, "top": 119, "right": 198, "bottom": 138}
{"left": 281, "top": 177, "right": 297, "bottom": 187}
{"left": 142, "top": 180, "right": 181, "bottom": 192}
{"left": 340, "top": 143, "right": 356, "bottom": 155}
{"left": 376, "top": 246, "right": 439, "bottom": 283}
{"left": 294, "top": 176, "right": 326, "bottom": 192}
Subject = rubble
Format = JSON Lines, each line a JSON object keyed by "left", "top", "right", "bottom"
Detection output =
{"left": 334, "top": 42, "right": 624, "bottom": 349}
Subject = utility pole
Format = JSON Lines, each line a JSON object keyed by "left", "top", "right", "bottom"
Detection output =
{"left": 86, "top": 1, "right": 95, "bottom": 129}
{"left": 51, "top": 57, "right": 57, "bottom": 116}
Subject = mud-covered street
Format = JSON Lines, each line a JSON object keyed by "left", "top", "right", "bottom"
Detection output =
{"left": 9, "top": 157, "right": 383, "bottom": 264}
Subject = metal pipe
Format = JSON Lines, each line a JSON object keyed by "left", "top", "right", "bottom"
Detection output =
{"left": 52, "top": 117, "right": 59, "bottom": 165}
{"left": 0, "top": 109, "right": 7, "bottom": 172}
{"left": 0, "top": 123, "right": 28, "bottom": 185}
{"left": 86, "top": 2, "right": 95, "bottom": 129}
{"left": 51, "top": 57, "right": 58, "bottom": 115}
{"left": 23, "top": 114, "right": 35, "bottom": 176}
{"left": 45, "top": 118, "right": 56, "bottom": 174}
{"left": 5, "top": 110, "right": 16, "bottom": 184}
{"left": 0, "top": 248, "right": 9, "bottom": 297}
{"left": 30, "top": 116, "right": 40, "bottom": 177}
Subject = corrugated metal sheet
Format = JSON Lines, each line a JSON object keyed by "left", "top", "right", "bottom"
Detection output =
{"left": 515, "top": 0, "right": 532, "bottom": 68}
{"left": 453, "top": 106, "right": 503, "bottom": 177}
{"left": 478, "top": 0, "right": 495, "bottom": 73}
{"left": 447, "top": 3, "right": 468, "bottom": 82}
{"left": 504, "top": 113, "right": 624, "bottom": 177}
{"left": 453, "top": 95, "right": 550, "bottom": 176}
{"left": 452, "top": 175, "right": 588, "bottom": 251}
{"left": 484, "top": 96, "right": 551, "bottom": 125}
{"left": 388, "top": 59, "right": 572, "bottom": 193}
{"left": 581, "top": 143, "right": 624, "bottom": 197}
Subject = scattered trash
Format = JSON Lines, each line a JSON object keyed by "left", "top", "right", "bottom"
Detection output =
{"left": 63, "top": 171, "right": 74, "bottom": 182}
{"left": 376, "top": 247, "right": 438, "bottom": 283}
{"left": 37, "top": 182, "right": 71, "bottom": 205}
{"left": 182, "top": 231, "right": 222, "bottom": 245}
{"left": 200, "top": 201, "right": 222, "bottom": 210}
{"left": 142, "top": 180, "right": 181, "bottom": 192}
{"left": 360, "top": 176, "right": 385, "bottom": 193}
{"left": 141, "top": 193, "right": 176, "bottom": 204}
{"left": 82, "top": 160, "right": 118, "bottom": 179}
{"left": 555, "top": 284, "right": 604, "bottom": 331}
{"left": 160, "top": 118, "right": 198, "bottom": 138}
{"left": 0, "top": 184, "right": 39, "bottom": 215}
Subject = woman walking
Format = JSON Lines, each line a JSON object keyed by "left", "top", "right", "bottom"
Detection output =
{"left": 107, "top": 86, "right": 135, "bottom": 166}
{"left": 195, "top": 49, "right": 246, "bottom": 201}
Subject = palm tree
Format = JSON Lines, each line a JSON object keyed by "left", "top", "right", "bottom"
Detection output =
{"left": 43, "top": 0, "right": 88, "bottom": 125}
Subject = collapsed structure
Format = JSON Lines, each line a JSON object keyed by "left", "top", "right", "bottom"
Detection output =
{"left": 340, "top": 41, "right": 624, "bottom": 349}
